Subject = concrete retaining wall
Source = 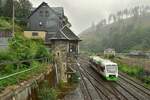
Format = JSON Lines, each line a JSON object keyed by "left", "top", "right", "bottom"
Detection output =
{"left": 0, "top": 66, "right": 53, "bottom": 100}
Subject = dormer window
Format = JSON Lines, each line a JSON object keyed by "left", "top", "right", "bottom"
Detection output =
{"left": 45, "top": 11, "right": 49, "bottom": 17}
{"left": 39, "top": 11, "right": 43, "bottom": 17}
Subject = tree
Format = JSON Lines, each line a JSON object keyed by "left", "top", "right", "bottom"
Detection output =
{"left": 123, "top": 9, "right": 128, "bottom": 18}
{"left": 0, "top": 0, "right": 3, "bottom": 16}
{"left": 108, "top": 14, "right": 113, "bottom": 24}
{"left": 132, "top": 6, "right": 140, "bottom": 17}
{"left": 112, "top": 14, "right": 116, "bottom": 22}
{"left": 1, "top": 0, "right": 32, "bottom": 20}
{"left": 117, "top": 11, "right": 122, "bottom": 21}
{"left": 145, "top": 6, "right": 150, "bottom": 13}
{"left": 16, "top": 0, "right": 32, "bottom": 19}
{"left": 3, "top": 0, "right": 13, "bottom": 18}
{"left": 102, "top": 19, "right": 106, "bottom": 25}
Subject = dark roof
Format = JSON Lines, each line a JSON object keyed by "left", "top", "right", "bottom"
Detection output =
{"left": 45, "top": 31, "right": 67, "bottom": 43}
{"left": 28, "top": 2, "right": 47, "bottom": 18}
{"left": 45, "top": 26, "right": 81, "bottom": 42}
{"left": 28, "top": 2, "right": 64, "bottom": 18}
{"left": 61, "top": 26, "right": 81, "bottom": 41}
{"left": 52, "top": 7, "right": 64, "bottom": 17}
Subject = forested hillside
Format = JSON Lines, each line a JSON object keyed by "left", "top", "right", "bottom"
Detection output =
{"left": 0, "top": 0, "right": 32, "bottom": 27}
{"left": 80, "top": 6, "right": 150, "bottom": 53}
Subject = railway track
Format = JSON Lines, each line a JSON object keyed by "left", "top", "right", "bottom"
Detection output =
{"left": 119, "top": 72, "right": 150, "bottom": 95}
{"left": 78, "top": 57, "right": 150, "bottom": 100}
{"left": 79, "top": 61, "right": 128, "bottom": 100}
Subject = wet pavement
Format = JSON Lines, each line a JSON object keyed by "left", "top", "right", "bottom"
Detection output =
{"left": 64, "top": 85, "right": 84, "bottom": 100}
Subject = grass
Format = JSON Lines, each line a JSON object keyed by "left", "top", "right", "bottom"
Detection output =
{"left": 38, "top": 80, "right": 57, "bottom": 100}
{"left": 0, "top": 62, "right": 49, "bottom": 92}
{"left": 37, "top": 79, "right": 79, "bottom": 100}
{"left": 116, "top": 58, "right": 150, "bottom": 88}
{"left": 118, "top": 63, "right": 144, "bottom": 76}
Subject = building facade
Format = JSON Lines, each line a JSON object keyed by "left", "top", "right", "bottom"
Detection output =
{"left": 24, "top": 2, "right": 81, "bottom": 82}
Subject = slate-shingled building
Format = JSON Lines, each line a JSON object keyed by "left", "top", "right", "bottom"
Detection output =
{"left": 24, "top": 2, "right": 81, "bottom": 82}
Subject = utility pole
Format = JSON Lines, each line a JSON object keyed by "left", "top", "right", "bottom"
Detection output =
{"left": 12, "top": 0, "right": 15, "bottom": 37}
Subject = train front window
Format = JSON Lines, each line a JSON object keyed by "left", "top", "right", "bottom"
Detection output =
{"left": 106, "top": 65, "right": 117, "bottom": 73}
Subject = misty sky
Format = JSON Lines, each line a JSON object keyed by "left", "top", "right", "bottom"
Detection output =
{"left": 30, "top": 0, "right": 150, "bottom": 34}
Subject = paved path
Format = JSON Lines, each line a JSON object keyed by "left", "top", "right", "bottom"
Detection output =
{"left": 64, "top": 85, "right": 84, "bottom": 100}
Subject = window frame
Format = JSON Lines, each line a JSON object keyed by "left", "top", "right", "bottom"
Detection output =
{"left": 32, "top": 32, "right": 38, "bottom": 36}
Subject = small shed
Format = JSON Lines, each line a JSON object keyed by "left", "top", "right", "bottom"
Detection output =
{"left": 104, "top": 48, "right": 116, "bottom": 57}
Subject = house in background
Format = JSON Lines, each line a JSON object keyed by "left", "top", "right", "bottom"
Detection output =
{"left": 104, "top": 48, "right": 116, "bottom": 58}
{"left": 24, "top": 2, "right": 81, "bottom": 82}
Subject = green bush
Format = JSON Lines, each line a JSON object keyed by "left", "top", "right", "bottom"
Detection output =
{"left": 8, "top": 33, "right": 51, "bottom": 60}
{"left": 58, "top": 80, "right": 66, "bottom": 89}
{"left": 69, "top": 72, "right": 80, "bottom": 84}
{"left": 0, "top": 33, "right": 52, "bottom": 78}
{"left": 119, "top": 64, "right": 144, "bottom": 76}
{"left": 38, "top": 81, "right": 57, "bottom": 100}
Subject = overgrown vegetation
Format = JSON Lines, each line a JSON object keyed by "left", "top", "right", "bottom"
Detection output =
{"left": 68, "top": 72, "right": 80, "bottom": 84}
{"left": 0, "top": 0, "right": 32, "bottom": 26}
{"left": 38, "top": 81, "right": 57, "bottom": 100}
{"left": 0, "top": 17, "right": 22, "bottom": 31}
{"left": 118, "top": 63, "right": 144, "bottom": 76}
{"left": 37, "top": 76, "right": 80, "bottom": 100}
{"left": 57, "top": 80, "right": 78, "bottom": 99}
{"left": 0, "top": 33, "right": 52, "bottom": 91}
{"left": 116, "top": 58, "right": 150, "bottom": 88}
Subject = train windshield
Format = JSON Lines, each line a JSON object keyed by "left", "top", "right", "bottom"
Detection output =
{"left": 106, "top": 65, "right": 118, "bottom": 73}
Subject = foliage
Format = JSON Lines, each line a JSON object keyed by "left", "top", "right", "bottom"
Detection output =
{"left": 0, "top": 62, "right": 48, "bottom": 92}
{"left": 80, "top": 7, "right": 150, "bottom": 53}
{"left": 15, "top": 0, "right": 32, "bottom": 19}
{"left": 118, "top": 63, "right": 144, "bottom": 76}
{"left": 0, "top": 17, "right": 22, "bottom": 32}
{"left": 0, "top": 0, "right": 32, "bottom": 18}
{"left": 69, "top": 72, "right": 80, "bottom": 84}
{"left": 117, "top": 61, "right": 150, "bottom": 88}
{"left": 2, "top": 0, "right": 13, "bottom": 17}
{"left": 8, "top": 34, "right": 50, "bottom": 61}
{"left": 38, "top": 80, "right": 57, "bottom": 100}
{"left": 58, "top": 80, "right": 66, "bottom": 89}
{"left": 0, "top": 0, "right": 32, "bottom": 27}
{"left": 0, "top": 32, "right": 51, "bottom": 90}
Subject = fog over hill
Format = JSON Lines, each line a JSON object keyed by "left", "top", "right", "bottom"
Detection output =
{"left": 79, "top": 6, "right": 150, "bottom": 53}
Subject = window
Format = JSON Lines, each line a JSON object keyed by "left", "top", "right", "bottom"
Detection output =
{"left": 69, "top": 43, "right": 77, "bottom": 53}
{"left": 45, "top": 11, "right": 49, "bottom": 17}
{"left": 32, "top": 32, "right": 38, "bottom": 36}
{"left": 39, "top": 11, "right": 43, "bottom": 17}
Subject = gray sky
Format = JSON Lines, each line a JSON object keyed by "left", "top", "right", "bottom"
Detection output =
{"left": 30, "top": 0, "right": 150, "bottom": 34}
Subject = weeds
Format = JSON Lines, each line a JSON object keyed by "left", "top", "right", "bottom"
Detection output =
{"left": 38, "top": 80, "right": 57, "bottom": 100}
{"left": 117, "top": 61, "right": 150, "bottom": 88}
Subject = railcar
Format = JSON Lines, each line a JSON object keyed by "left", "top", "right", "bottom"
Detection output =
{"left": 89, "top": 56, "right": 118, "bottom": 81}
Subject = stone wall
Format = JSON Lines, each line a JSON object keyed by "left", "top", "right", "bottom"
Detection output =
{"left": 52, "top": 40, "right": 69, "bottom": 82}
{"left": 51, "top": 40, "right": 79, "bottom": 82}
